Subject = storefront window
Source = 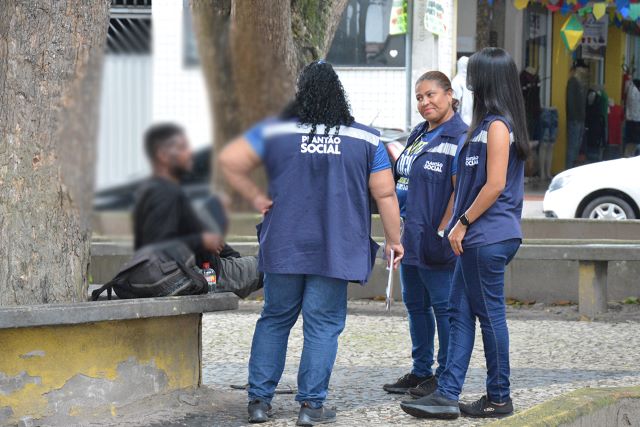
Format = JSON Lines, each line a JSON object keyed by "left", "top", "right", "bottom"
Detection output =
{"left": 327, "top": 0, "right": 407, "bottom": 67}
{"left": 183, "top": 0, "right": 199, "bottom": 67}
{"left": 626, "top": 34, "right": 640, "bottom": 79}
{"left": 576, "top": 14, "right": 607, "bottom": 88}
{"left": 522, "top": 4, "right": 551, "bottom": 107}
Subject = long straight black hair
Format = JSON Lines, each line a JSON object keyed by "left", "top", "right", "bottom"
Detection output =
{"left": 466, "top": 48, "right": 530, "bottom": 160}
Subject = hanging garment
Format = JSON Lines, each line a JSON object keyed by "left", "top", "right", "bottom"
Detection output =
{"left": 520, "top": 69, "right": 542, "bottom": 141}
{"left": 584, "top": 89, "right": 606, "bottom": 162}
{"left": 451, "top": 56, "right": 473, "bottom": 125}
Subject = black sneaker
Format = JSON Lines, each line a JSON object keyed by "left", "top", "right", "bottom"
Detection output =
{"left": 400, "top": 392, "right": 460, "bottom": 420}
{"left": 407, "top": 376, "right": 438, "bottom": 398}
{"left": 296, "top": 402, "right": 337, "bottom": 426}
{"left": 459, "top": 395, "right": 513, "bottom": 418}
{"left": 248, "top": 399, "right": 272, "bottom": 423}
{"left": 383, "top": 373, "right": 430, "bottom": 394}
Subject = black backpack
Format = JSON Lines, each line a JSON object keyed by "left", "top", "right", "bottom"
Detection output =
{"left": 91, "top": 241, "right": 208, "bottom": 300}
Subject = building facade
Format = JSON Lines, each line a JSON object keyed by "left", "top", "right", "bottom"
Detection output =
{"left": 97, "top": 0, "right": 456, "bottom": 189}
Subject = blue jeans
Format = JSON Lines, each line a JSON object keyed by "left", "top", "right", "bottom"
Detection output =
{"left": 566, "top": 120, "right": 585, "bottom": 169}
{"left": 540, "top": 108, "right": 558, "bottom": 144}
{"left": 400, "top": 264, "right": 453, "bottom": 378}
{"left": 247, "top": 273, "right": 348, "bottom": 408}
{"left": 437, "top": 239, "right": 520, "bottom": 403}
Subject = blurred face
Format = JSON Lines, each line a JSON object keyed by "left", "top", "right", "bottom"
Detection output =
{"left": 415, "top": 80, "right": 453, "bottom": 124}
{"left": 157, "top": 133, "right": 193, "bottom": 177}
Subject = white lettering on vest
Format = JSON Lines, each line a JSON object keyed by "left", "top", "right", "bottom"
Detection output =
{"left": 300, "top": 135, "right": 342, "bottom": 155}
{"left": 465, "top": 155, "right": 479, "bottom": 167}
{"left": 424, "top": 160, "right": 443, "bottom": 173}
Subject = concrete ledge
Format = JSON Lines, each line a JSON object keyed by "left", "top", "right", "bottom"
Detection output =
{"left": 93, "top": 211, "right": 640, "bottom": 241}
{"left": 90, "top": 241, "right": 640, "bottom": 311}
{"left": 0, "top": 290, "right": 238, "bottom": 425}
{"left": 516, "top": 244, "right": 640, "bottom": 261}
{"left": 91, "top": 240, "right": 640, "bottom": 260}
{"left": 0, "top": 293, "right": 239, "bottom": 329}
{"left": 0, "top": 315, "right": 204, "bottom": 425}
{"left": 488, "top": 386, "right": 640, "bottom": 427}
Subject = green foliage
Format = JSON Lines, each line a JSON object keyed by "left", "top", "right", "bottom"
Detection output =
{"left": 623, "top": 296, "right": 640, "bottom": 305}
{"left": 292, "top": 0, "right": 334, "bottom": 60}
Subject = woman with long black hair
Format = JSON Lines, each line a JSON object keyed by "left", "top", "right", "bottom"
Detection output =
{"left": 401, "top": 47, "right": 529, "bottom": 420}
{"left": 219, "top": 60, "right": 403, "bottom": 425}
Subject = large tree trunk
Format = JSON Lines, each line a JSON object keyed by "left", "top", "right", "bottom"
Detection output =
{"left": 190, "top": 0, "right": 348, "bottom": 194}
{"left": 0, "top": 1, "right": 110, "bottom": 306}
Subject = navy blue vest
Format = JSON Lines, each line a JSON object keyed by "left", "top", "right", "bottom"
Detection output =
{"left": 257, "top": 119, "right": 381, "bottom": 283}
{"left": 396, "top": 113, "right": 468, "bottom": 269}
{"left": 451, "top": 114, "right": 525, "bottom": 248}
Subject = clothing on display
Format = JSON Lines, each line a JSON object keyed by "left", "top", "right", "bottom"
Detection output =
{"left": 566, "top": 68, "right": 587, "bottom": 169}
{"left": 584, "top": 89, "right": 607, "bottom": 163}
{"left": 520, "top": 67, "right": 542, "bottom": 141}
{"left": 624, "top": 79, "right": 640, "bottom": 122}
{"left": 451, "top": 56, "right": 473, "bottom": 125}
{"left": 624, "top": 79, "right": 640, "bottom": 157}
{"left": 538, "top": 107, "right": 558, "bottom": 180}
{"left": 604, "top": 99, "right": 624, "bottom": 161}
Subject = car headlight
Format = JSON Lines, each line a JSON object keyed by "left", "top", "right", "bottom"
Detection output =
{"left": 548, "top": 174, "right": 572, "bottom": 192}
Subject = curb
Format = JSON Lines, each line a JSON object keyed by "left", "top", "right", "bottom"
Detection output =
{"left": 488, "top": 386, "right": 640, "bottom": 426}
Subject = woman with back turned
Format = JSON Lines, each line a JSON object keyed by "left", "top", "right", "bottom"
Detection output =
{"left": 219, "top": 60, "right": 403, "bottom": 426}
{"left": 401, "top": 48, "right": 529, "bottom": 420}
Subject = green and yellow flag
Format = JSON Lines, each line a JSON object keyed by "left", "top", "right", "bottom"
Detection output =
{"left": 560, "top": 14, "right": 584, "bottom": 51}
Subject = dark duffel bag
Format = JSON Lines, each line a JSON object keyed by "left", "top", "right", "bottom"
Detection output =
{"left": 91, "top": 241, "right": 208, "bottom": 300}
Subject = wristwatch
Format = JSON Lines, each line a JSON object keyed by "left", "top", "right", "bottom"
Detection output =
{"left": 459, "top": 213, "right": 471, "bottom": 227}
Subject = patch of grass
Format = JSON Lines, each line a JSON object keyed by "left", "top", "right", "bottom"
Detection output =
{"left": 622, "top": 296, "right": 640, "bottom": 305}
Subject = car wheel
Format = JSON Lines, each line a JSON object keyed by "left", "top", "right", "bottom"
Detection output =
{"left": 581, "top": 195, "right": 636, "bottom": 220}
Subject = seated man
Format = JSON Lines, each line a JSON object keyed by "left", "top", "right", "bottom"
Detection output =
{"left": 134, "top": 123, "right": 262, "bottom": 298}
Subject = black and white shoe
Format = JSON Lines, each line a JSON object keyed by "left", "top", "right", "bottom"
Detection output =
{"left": 459, "top": 395, "right": 513, "bottom": 418}
{"left": 296, "top": 403, "right": 337, "bottom": 426}
{"left": 400, "top": 392, "right": 460, "bottom": 420}
{"left": 248, "top": 399, "right": 273, "bottom": 423}
{"left": 383, "top": 373, "right": 431, "bottom": 394}
{"left": 407, "top": 376, "right": 438, "bottom": 398}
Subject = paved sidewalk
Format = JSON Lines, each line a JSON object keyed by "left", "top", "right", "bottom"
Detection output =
{"left": 196, "top": 301, "right": 640, "bottom": 426}
{"left": 91, "top": 300, "right": 640, "bottom": 427}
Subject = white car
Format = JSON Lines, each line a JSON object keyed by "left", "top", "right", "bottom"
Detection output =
{"left": 543, "top": 156, "right": 640, "bottom": 220}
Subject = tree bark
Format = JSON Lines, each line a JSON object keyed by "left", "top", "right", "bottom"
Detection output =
{"left": 0, "top": 1, "right": 110, "bottom": 306}
{"left": 190, "top": 0, "right": 348, "bottom": 193}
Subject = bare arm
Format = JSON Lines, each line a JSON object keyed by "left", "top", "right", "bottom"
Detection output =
{"left": 448, "top": 121, "right": 510, "bottom": 255}
{"left": 217, "top": 137, "right": 272, "bottom": 214}
{"left": 369, "top": 168, "right": 403, "bottom": 268}
{"left": 437, "top": 174, "right": 457, "bottom": 232}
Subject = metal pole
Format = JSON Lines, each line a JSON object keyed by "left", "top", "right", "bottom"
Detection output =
{"left": 405, "top": 0, "right": 414, "bottom": 131}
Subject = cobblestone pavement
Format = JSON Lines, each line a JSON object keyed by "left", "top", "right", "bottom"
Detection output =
{"left": 92, "top": 300, "right": 640, "bottom": 427}
{"left": 189, "top": 300, "right": 640, "bottom": 427}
